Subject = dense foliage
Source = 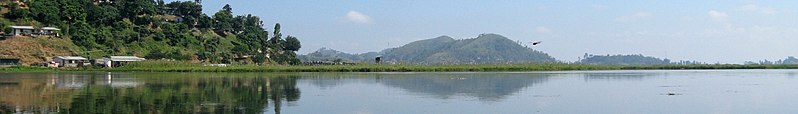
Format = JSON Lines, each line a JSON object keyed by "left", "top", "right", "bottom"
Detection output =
{"left": 300, "top": 34, "right": 556, "bottom": 64}
{"left": 1, "top": 0, "right": 301, "bottom": 64}
{"left": 578, "top": 54, "right": 672, "bottom": 65}
{"left": 745, "top": 56, "right": 798, "bottom": 65}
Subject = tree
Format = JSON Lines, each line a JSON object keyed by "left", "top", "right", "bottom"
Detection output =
{"left": 60, "top": 0, "right": 89, "bottom": 25}
{"left": 5, "top": 3, "right": 31, "bottom": 20}
{"left": 284, "top": 36, "right": 301, "bottom": 51}
{"left": 166, "top": 1, "right": 202, "bottom": 26}
{"left": 213, "top": 4, "right": 234, "bottom": 32}
{"left": 30, "top": 0, "right": 62, "bottom": 25}
{"left": 197, "top": 14, "right": 213, "bottom": 29}
{"left": 270, "top": 23, "right": 283, "bottom": 45}
{"left": 118, "top": 0, "right": 157, "bottom": 18}
{"left": 267, "top": 23, "right": 284, "bottom": 59}
{"left": 222, "top": 4, "right": 232, "bottom": 14}
{"left": 70, "top": 21, "right": 100, "bottom": 50}
{"left": 88, "top": 4, "right": 120, "bottom": 26}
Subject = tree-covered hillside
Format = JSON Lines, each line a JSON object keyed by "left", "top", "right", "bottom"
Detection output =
{"left": 381, "top": 34, "right": 556, "bottom": 64}
{"left": 0, "top": 0, "right": 301, "bottom": 64}
{"left": 577, "top": 54, "right": 671, "bottom": 65}
{"left": 744, "top": 56, "right": 798, "bottom": 65}
{"left": 301, "top": 34, "right": 556, "bottom": 64}
{"left": 297, "top": 47, "right": 380, "bottom": 63}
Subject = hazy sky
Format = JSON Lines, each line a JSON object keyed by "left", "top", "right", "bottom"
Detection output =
{"left": 189, "top": 0, "right": 798, "bottom": 63}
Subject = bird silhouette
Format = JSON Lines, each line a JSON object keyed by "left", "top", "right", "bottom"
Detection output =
{"left": 530, "top": 41, "right": 542, "bottom": 46}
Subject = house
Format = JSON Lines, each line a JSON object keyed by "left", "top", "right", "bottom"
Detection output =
{"left": 39, "top": 27, "right": 60, "bottom": 37}
{"left": 7, "top": 26, "right": 61, "bottom": 37}
{"left": 0, "top": 56, "right": 20, "bottom": 68}
{"left": 96, "top": 56, "right": 146, "bottom": 68}
{"left": 9, "top": 26, "right": 35, "bottom": 36}
{"left": 53, "top": 56, "right": 89, "bottom": 67}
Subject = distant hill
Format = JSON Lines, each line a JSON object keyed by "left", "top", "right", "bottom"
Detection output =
{"left": 301, "top": 34, "right": 556, "bottom": 64}
{"left": 577, "top": 54, "right": 671, "bottom": 65}
{"left": 744, "top": 56, "right": 798, "bottom": 65}
{"left": 297, "top": 47, "right": 380, "bottom": 62}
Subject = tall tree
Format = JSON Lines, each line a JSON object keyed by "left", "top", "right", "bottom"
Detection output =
{"left": 118, "top": 0, "right": 157, "bottom": 18}
{"left": 166, "top": 1, "right": 202, "bottom": 26}
{"left": 284, "top": 36, "right": 301, "bottom": 52}
{"left": 213, "top": 4, "right": 234, "bottom": 32}
{"left": 270, "top": 23, "right": 282, "bottom": 44}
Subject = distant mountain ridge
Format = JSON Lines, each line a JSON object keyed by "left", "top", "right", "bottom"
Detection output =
{"left": 300, "top": 34, "right": 556, "bottom": 64}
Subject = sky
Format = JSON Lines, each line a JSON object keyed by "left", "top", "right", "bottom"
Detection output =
{"left": 187, "top": 0, "right": 798, "bottom": 63}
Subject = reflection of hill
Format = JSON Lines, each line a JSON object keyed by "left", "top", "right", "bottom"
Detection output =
{"left": 378, "top": 73, "right": 552, "bottom": 101}
{"left": 299, "top": 73, "right": 553, "bottom": 101}
{"left": 300, "top": 73, "right": 553, "bottom": 101}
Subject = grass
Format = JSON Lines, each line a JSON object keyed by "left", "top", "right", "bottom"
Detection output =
{"left": 0, "top": 66, "right": 58, "bottom": 72}
{"left": 103, "top": 61, "right": 798, "bottom": 72}
{"left": 3, "top": 61, "right": 798, "bottom": 72}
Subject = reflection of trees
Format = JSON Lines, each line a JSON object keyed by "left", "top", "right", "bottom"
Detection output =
{"left": 0, "top": 73, "right": 83, "bottom": 113}
{"left": 0, "top": 73, "right": 302, "bottom": 114}
{"left": 62, "top": 73, "right": 301, "bottom": 114}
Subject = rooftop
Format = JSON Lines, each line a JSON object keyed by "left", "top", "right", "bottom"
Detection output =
{"left": 108, "top": 56, "right": 146, "bottom": 61}
{"left": 10, "top": 26, "right": 34, "bottom": 29}
{"left": 41, "top": 27, "right": 61, "bottom": 30}
{"left": 56, "top": 56, "right": 87, "bottom": 60}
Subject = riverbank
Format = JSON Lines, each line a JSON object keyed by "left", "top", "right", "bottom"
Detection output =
{"left": 3, "top": 61, "right": 798, "bottom": 72}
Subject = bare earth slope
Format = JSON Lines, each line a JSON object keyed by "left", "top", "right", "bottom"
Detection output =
{"left": 0, "top": 36, "right": 81, "bottom": 65}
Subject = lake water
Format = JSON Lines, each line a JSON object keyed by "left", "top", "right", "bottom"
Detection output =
{"left": 1, "top": 70, "right": 798, "bottom": 113}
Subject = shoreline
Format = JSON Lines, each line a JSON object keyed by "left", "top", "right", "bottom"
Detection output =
{"left": 2, "top": 63, "right": 797, "bottom": 73}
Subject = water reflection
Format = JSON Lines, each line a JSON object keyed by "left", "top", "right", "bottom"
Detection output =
{"left": 582, "top": 71, "right": 660, "bottom": 81}
{"left": 0, "top": 72, "right": 302, "bottom": 114}
{"left": 301, "top": 73, "right": 553, "bottom": 102}
{"left": 381, "top": 73, "right": 552, "bottom": 101}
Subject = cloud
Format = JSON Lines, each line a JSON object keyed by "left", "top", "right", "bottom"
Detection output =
{"left": 616, "top": 11, "right": 652, "bottom": 22}
{"left": 739, "top": 4, "right": 776, "bottom": 15}
{"left": 708, "top": 10, "right": 728, "bottom": 22}
{"left": 345, "top": 11, "right": 372, "bottom": 24}
{"left": 535, "top": 26, "right": 551, "bottom": 34}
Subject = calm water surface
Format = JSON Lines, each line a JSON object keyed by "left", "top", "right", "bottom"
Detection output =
{"left": 1, "top": 70, "right": 798, "bottom": 113}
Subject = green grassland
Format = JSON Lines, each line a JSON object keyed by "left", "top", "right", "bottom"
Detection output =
{"left": 4, "top": 60, "right": 798, "bottom": 72}
{"left": 99, "top": 61, "right": 798, "bottom": 72}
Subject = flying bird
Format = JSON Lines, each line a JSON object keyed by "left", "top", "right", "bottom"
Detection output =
{"left": 530, "top": 41, "right": 542, "bottom": 46}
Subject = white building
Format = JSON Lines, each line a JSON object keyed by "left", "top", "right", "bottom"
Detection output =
{"left": 9, "top": 26, "right": 35, "bottom": 36}
{"left": 40, "top": 27, "right": 60, "bottom": 37}
{"left": 96, "top": 56, "right": 146, "bottom": 68}
{"left": 7, "top": 26, "right": 60, "bottom": 37}
{"left": 53, "top": 56, "right": 89, "bottom": 67}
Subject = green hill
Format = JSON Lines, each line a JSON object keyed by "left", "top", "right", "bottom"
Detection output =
{"left": 298, "top": 47, "right": 379, "bottom": 62}
{"left": 381, "top": 34, "right": 555, "bottom": 64}
{"left": 0, "top": 0, "right": 301, "bottom": 65}
{"left": 301, "top": 34, "right": 557, "bottom": 64}
{"left": 577, "top": 54, "right": 671, "bottom": 65}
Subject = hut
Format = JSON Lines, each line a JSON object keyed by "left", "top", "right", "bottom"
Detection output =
{"left": 0, "top": 56, "right": 20, "bottom": 67}
{"left": 53, "top": 56, "right": 89, "bottom": 67}
{"left": 7, "top": 26, "right": 61, "bottom": 37}
{"left": 39, "top": 27, "right": 60, "bottom": 37}
{"left": 96, "top": 56, "right": 146, "bottom": 68}
{"left": 9, "top": 26, "right": 35, "bottom": 36}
